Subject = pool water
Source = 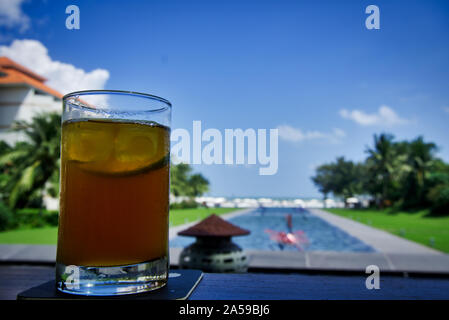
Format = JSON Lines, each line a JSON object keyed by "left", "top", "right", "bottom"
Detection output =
{"left": 170, "top": 208, "right": 375, "bottom": 252}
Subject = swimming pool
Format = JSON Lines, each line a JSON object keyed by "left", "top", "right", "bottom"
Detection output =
{"left": 170, "top": 207, "right": 375, "bottom": 252}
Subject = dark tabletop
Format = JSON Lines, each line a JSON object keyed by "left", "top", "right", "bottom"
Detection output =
{"left": 1, "top": 264, "right": 449, "bottom": 300}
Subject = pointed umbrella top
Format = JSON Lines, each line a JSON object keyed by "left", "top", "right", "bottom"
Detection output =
{"left": 177, "top": 214, "right": 250, "bottom": 237}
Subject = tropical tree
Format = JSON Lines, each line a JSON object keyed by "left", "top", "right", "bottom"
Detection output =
{"left": 364, "top": 133, "right": 408, "bottom": 207}
{"left": 187, "top": 173, "right": 210, "bottom": 197}
{"left": 400, "top": 136, "right": 438, "bottom": 208}
{"left": 0, "top": 112, "right": 61, "bottom": 209}
{"left": 427, "top": 160, "right": 449, "bottom": 215}
{"left": 330, "top": 157, "right": 366, "bottom": 199}
{"left": 311, "top": 157, "right": 366, "bottom": 202}
{"left": 0, "top": 141, "right": 12, "bottom": 202}
{"left": 0, "top": 141, "right": 10, "bottom": 155}
{"left": 311, "top": 163, "right": 334, "bottom": 201}
{"left": 170, "top": 162, "right": 209, "bottom": 197}
{"left": 312, "top": 132, "right": 449, "bottom": 214}
{"left": 170, "top": 163, "right": 192, "bottom": 197}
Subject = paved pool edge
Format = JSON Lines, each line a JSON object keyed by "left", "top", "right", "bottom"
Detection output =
{"left": 308, "top": 208, "right": 442, "bottom": 255}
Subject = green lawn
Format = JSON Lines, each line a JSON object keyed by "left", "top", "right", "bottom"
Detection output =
{"left": 326, "top": 208, "right": 449, "bottom": 253}
{"left": 0, "top": 207, "right": 238, "bottom": 245}
{"left": 0, "top": 227, "right": 58, "bottom": 245}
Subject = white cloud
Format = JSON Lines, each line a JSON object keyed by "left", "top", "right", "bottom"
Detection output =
{"left": 339, "top": 105, "right": 408, "bottom": 126}
{"left": 0, "top": 39, "right": 110, "bottom": 102}
{"left": 0, "top": 0, "right": 30, "bottom": 32}
{"left": 443, "top": 107, "right": 449, "bottom": 114}
{"left": 277, "top": 124, "right": 345, "bottom": 143}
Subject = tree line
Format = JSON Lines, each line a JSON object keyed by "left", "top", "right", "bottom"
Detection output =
{"left": 311, "top": 133, "right": 449, "bottom": 215}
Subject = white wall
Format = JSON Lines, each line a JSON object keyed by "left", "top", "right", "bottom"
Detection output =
{"left": 0, "top": 85, "right": 62, "bottom": 146}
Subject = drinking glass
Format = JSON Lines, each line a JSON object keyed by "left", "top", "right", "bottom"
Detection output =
{"left": 56, "top": 90, "right": 171, "bottom": 296}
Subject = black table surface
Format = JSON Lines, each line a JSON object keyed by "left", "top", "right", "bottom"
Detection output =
{"left": 1, "top": 264, "right": 449, "bottom": 300}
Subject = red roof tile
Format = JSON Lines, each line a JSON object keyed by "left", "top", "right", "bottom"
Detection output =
{"left": 0, "top": 56, "right": 63, "bottom": 99}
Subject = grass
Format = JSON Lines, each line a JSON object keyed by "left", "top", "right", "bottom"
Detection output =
{"left": 326, "top": 208, "right": 449, "bottom": 253}
{"left": 0, "top": 227, "right": 58, "bottom": 245}
{"left": 0, "top": 207, "right": 238, "bottom": 245}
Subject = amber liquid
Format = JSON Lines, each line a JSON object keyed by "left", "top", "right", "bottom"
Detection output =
{"left": 56, "top": 119, "right": 170, "bottom": 267}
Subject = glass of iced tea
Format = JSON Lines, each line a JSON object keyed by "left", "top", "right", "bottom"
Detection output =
{"left": 56, "top": 90, "right": 171, "bottom": 296}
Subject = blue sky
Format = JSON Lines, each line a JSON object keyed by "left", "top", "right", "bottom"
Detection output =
{"left": 1, "top": 0, "right": 449, "bottom": 198}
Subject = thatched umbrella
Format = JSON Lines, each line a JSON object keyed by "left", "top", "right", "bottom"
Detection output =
{"left": 178, "top": 214, "right": 250, "bottom": 273}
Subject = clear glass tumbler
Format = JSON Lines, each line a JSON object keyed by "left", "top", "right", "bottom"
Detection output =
{"left": 56, "top": 90, "right": 171, "bottom": 296}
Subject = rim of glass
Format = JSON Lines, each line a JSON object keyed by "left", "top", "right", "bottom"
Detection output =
{"left": 63, "top": 90, "right": 172, "bottom": 109}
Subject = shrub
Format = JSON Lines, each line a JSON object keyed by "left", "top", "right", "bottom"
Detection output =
{"left": 170, "top": 200, "right": 199, "bottom": 210}
{"left": 0, "top": 201, "right": 13, "bottom": 231}
{"left": 427, "top": 169, "right": 449, "bottom": 215}
{"left": 14, "top": 208, "right": 59, "bottom": 228}
{"left": 428, "top": 184, "right": 449, "bottom": 215}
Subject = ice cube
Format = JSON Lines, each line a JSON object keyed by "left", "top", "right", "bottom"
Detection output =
{"left": 114, "top": 125, "right": 158, "bottom": 165}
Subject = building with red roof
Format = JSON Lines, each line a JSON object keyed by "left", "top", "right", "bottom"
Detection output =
{"left": 0, "top": 56, "right": 62, "bottom": 145}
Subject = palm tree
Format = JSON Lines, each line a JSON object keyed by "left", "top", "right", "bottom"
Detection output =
{"left": 187, "top": 173, "right": 210, "bottom": 197}
{"left": 170, "top": 162, "right": 210, "bottom": 197}
{"left": 0, "top": 112, "right": 61, "bottom": 209}
{"left": 402, "top": 136, "right": 438, "bottom": 208}
{"left": 365, "top": 133, "right": 406, "bottom": 208}
{"left": 170, "top": 163, "right": 192, "bottom": 197}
